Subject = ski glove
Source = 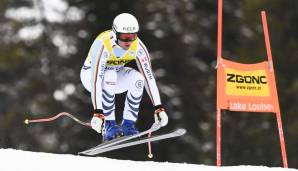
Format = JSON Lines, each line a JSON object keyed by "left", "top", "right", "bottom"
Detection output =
{"left": 91, "top": 111, "right": 105, "bottom": 133}
{"left": 154, "top": 108, "right": 168, "bottom": 127}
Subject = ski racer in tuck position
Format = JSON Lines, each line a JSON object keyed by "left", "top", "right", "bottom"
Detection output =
{"left": 80, "top": 13, "right": 168, "bottom": 141}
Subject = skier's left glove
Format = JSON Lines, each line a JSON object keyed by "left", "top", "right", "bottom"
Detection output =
{"left": 154, "top": 107, "right": 168, "bottom": 127}
{"left": 91, "top": 109, "right": 105, "bottom": 133}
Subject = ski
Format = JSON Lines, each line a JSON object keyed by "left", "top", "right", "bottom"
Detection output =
{"left": 79, "top": 128, "right": 186, "bottom": 156}
{"left": 78, "top": 122, "right": 162, "bottom": 155}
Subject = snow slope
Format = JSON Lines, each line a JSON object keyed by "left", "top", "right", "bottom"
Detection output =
{"left": 0, "top": 149, "right": 296, "bottom": 171}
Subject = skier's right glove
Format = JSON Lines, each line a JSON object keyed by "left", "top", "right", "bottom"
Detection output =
{"left": 91, "top": 109, "right": 105, "bottom": 133}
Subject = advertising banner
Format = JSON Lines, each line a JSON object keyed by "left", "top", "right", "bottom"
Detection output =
{"left": 217, "top": 58, "right": 279, "bottom": 113}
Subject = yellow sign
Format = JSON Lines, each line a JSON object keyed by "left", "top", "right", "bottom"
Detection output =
{"left": 225, "top": 68, "right": 270, "bottom": 96}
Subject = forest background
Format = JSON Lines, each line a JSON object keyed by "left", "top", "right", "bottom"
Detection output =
{"left": 1, "top": 0, "right": 298, "bottom": 168}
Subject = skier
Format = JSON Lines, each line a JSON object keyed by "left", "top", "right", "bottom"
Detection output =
{"left": 80, "top": 13, "right": 168, "bottom": 141}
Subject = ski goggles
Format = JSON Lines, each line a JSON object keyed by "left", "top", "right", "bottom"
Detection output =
{"left": 117, "top": 33, "right": 138, "bottom": 42}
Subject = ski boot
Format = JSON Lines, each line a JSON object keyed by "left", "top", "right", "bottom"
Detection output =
{"left": 103, "top": 120, "right": 123, "bottom": 141}
{"left": 121, "top": 119, "right": 139, "bottom": 136}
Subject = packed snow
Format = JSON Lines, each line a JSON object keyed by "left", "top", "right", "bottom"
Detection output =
{"left": 0, "top": 149, "right": 296, "bottom": 171}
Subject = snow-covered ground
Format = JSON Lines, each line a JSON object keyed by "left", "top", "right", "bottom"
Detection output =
{"left": 0, "top": 149, "right": 297, "bottom": 171}
{"left": 0, "top": 148, "right": 296, "bottom": 171}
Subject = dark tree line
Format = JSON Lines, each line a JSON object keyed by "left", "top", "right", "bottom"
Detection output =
{"left": 1, "top": 0, "right": 298, "bottom": 168}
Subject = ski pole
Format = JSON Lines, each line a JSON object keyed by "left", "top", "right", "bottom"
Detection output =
{"left": 24, "top": 112, "right": 91, "bottom": 127}
{"left": 147, "top": 132, "right": 153, "bottom": 158}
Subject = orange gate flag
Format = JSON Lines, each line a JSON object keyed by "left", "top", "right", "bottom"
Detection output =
{"left": 216, "top": 0, "right": 288, "bottom": 167}
{"left": 217, "top": 58, "right": 280, "bottom": 113}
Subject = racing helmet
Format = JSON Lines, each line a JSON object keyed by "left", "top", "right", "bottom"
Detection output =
{"left": 112, "top": 13, "right": 139, "bottom": 42}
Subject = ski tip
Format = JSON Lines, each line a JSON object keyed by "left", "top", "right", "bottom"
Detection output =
{"left": 24, "top": 119, "right": 29, "bottom": 124}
